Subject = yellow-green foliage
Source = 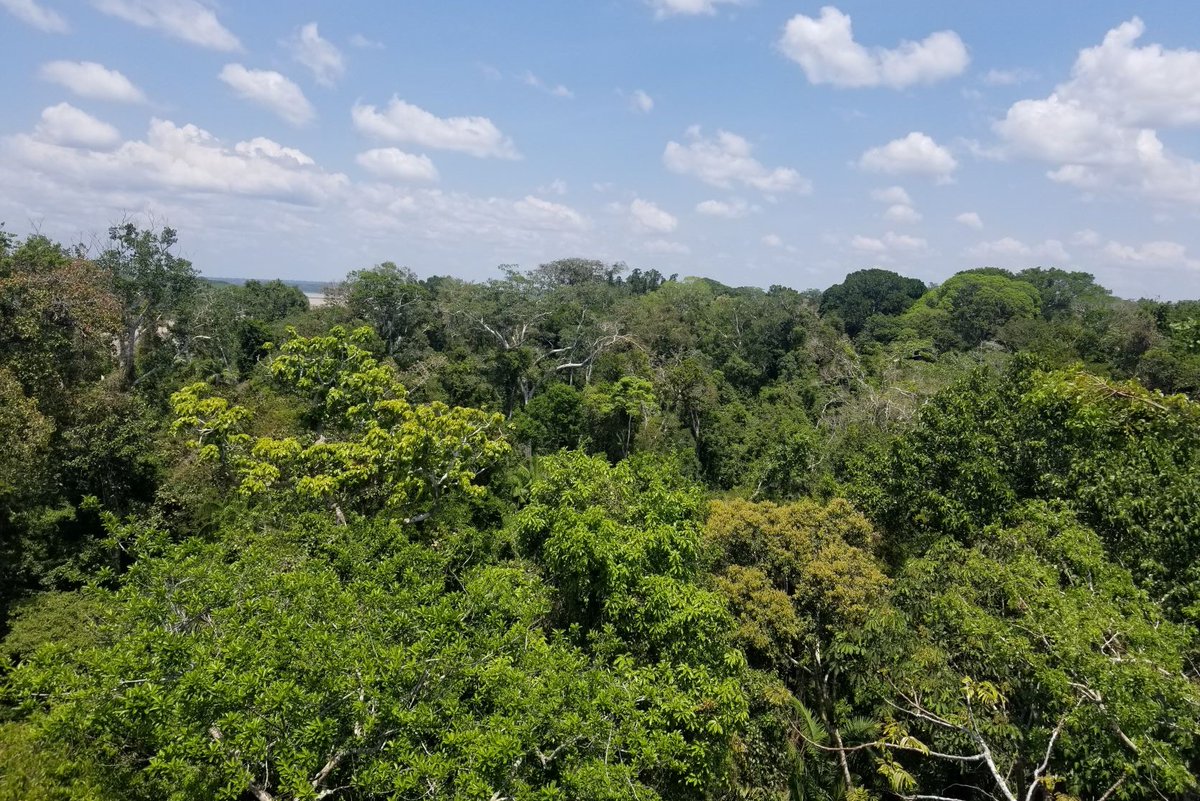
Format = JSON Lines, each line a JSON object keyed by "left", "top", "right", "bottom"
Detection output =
{"left": 170, "top": 326, "right": 510, "bottom": 522}
{"left": 705, "top": 498, "right": 888, "bottom": 669}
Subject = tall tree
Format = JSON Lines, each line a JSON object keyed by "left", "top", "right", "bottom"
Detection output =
{"left": 820, "top": 268, "right": 927, "bottom": 338}
{"left": 95, "top": 224, "right": 200, "bottom": 387}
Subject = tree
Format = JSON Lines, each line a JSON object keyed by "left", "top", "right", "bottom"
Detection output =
{"left": 331, "top": 263, "right": 430, "bottom": 362}
{"left": 583, "top": 375, "right": 657, "bottom": 460}
{"left": 820, "top": 268, "right": 927, "bottom": 338}
{"left": 879, "top": 503, "right": 1199, "bottom": 800}
{"left": 172, "top": 326, "right": 510, "bottom": 524}
{"left": 855, "top": 360, "right": 1200, "bottom": 622}
{"left": 510, "top": 382, "right": 585, "bottom": 454}
{"left": 1016, "top": 267, "right": 1112, "bottom": 320}
{"left": 899, "top": 272, "right": 1041, "bottom": 349}
{"left": 95, "top": 224, "right": 200, "bottom": 387}
{"left": 0, "top": 234, "right": 120, "bottom": 409}
{"left": 508, "top": 451, "right": 750, "bottom": 793}
{"left": 6, "top": 515, "right": 725, "bottom": 801}
{"left": 9, "top": 455, "right": 748, "bottom": 801}
{"left": 529, "top": 257, "right": 623, "bottom": 288}
{"left": 705, "top": 498, "right": 891, "bottom": 797}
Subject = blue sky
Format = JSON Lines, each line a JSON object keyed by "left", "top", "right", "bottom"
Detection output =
{"left": 3, "top": 0, "right": 1200, "bottom": 298}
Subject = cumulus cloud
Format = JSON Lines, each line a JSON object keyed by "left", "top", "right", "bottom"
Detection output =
{"left": 91, "top": 0, "right": 240, "bottom": 51}
{"left": 955, "top": 211, "right": 983, "bottom": 229}
{"left": 512, "top": 196, "right": 589, "bottom": 231}
{"left": 870, "top": 185, "right": 911, "bottom": 205}
{"left": 859, "top": 132, "right": 957, "bottom": 180}
{"left": 219, "top": 65, "right": 315, "bottom": 126}
{"left": 664, "top": 126, "right": 810, "bottom": 193}
{"left": 1103, "top": 239, "right": 1199, "bottom": 269}
{"left": 648, "top": 0, "right": 743, "bottom": 19}
{"left": 5, "top": 117, "right": 347, "bottom": 204}
{"left": 1, "top": 0, "right": 67, "bottom": 32}
{"left": 1064, "top": 19, "right": 1200, "bottom": 128}
{"left": 966, "top": 237, "right": 1070, "bottom": 264}
{"left": 39, "top": 60, "right": 145, "bottom": 103}
{"left": 630, "top": 89, "right": 654, "bottom": 113}
{"left": 287, "top": 22, "right": 345, "bottom": 87}
{"left": 352, "top": 97, "right": 519, "bottom": 159}
{"left": 1, "top": 111, "right": 598, "bottom": 276}
{"left": 762, "top": 233, "right": 784, "bottom": 248}
{"left": 355, "top": 148, "right": 438, "bottom": 183}
{"left": 851, "top": 231, "right": 927, "bottom": 254}
{"left": 34, "top": 103, "right": 121, "bottom": 149}
{"left": 629, "top": 198, "right": 678, "bottom": 233}
{"left": 233, "top": 138, "right": 315, "bottom": 166}
{"left": 994, "top": 18, "right": 1200, "bottom": 205}
{"left": 883, "top": 204, "right": 922, "bottom": 224}
{"left": 779, "top": 6, "right": 968, "bottom": 89}
{"left": 696, "top": 197, "right": 752, "bottom": 218}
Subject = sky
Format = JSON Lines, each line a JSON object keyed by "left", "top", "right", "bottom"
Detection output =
{"left": 2, "top": 1, "right": 1200, "bottom": 298}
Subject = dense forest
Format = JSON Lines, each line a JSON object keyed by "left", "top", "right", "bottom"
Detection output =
{"left": 1, "top": 222, "right": 1198, "bottom": 801}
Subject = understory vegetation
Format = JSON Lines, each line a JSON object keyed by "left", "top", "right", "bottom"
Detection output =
{"left": 1, "top": 224, "right": 1198, "bottom": 800}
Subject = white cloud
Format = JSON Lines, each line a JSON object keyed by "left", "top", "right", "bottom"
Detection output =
{"left": 349, "top": 33, "right": 384, "bottom": 50}
{"left": 352, "top": 97, "right": 519, "bottom": 159}
{"left": 630, "top": 89, "right": 654, "bottom": 113}
{"left": 648, "top": 0, "right": 743, "bottom": 19}
{"left": 982, "top": 67, "right": 1037, "bottom": 86}
{"left": 883, "top": 204, "right": 921, "bottom": 224}
{"left": 91, "top": 0, "right": 240, "bottom": 51}
{"left": 851, "top": 231, "right": 927, "bottom": 255}
{"left": 1072, "top": 228, "right": 1101, "bottom": 246}
{"left": 628, "top": 198, "right": 678, "bottom": 233}
{"left": 287, "top": 22, "right": 344, "bottom": 87}
{"left": 1, "top": 0, "right": 67, "bottom": 32}
{"left": 762, "top": 233, "right": 783, "bottom": 248}
{"left": 356, "top": 148, "right": 438, "bottom": 183}
{"left": 5, "top": 117, "right": 347, "bottom": 204}
{"left": 779, "top": 6, "right": 968, "bottom": 89}
{"left": 644, "top": 239, "right": 690, "bottom": 255}
{"left": 850, "top": 235, "right": 886, "bottom": 254}
{"left": 39, "top": 60, "right": 145, "bottom": 103}
{"left": 522, "top": 71, "right": 573, "bottom": 99}
{"left": 34, "top": 103, "right": 121, "bottom": 149}
{"left": 955, "top": 211, "right": 983, "bottom": 229}
{"left": 1, "top": 112, "right": 601, "bottom": 274}
{"left": 512, "top": 196, "right": 589, "bottom": 231}
{"left": 347, "top": 185, "right": 593, "bottom": 248}
{"left": 233, "top": 138, "right": 314, "bottom": 166}
{"left": 664, "top": 126, "right": 810, "bottom": 193}
{"left": 859, "top": 132, "right": 957, "bottom": 180}
{"left": 966, "top": 237, "right": 1070, "bottom": 264}
{"left": 1063, "top": 19, "right": 1200, "bottom": 128}
{"left": 696, "top": 197, "right": 752, "bottom": 218}
{"left": 219, "top": 64, "right": 315, "bottom": 126}
{"left": 994, "top": 18, "right": 1200, "bottom": 206}
{"left": 1103, "top": 239, "right": 1199, "bottom": 269}
{"left": 870, "top": 185, "right": 911, "bottom": 205}
{"left": 995, "top": 95, "right": 1138, "bottom": 165}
